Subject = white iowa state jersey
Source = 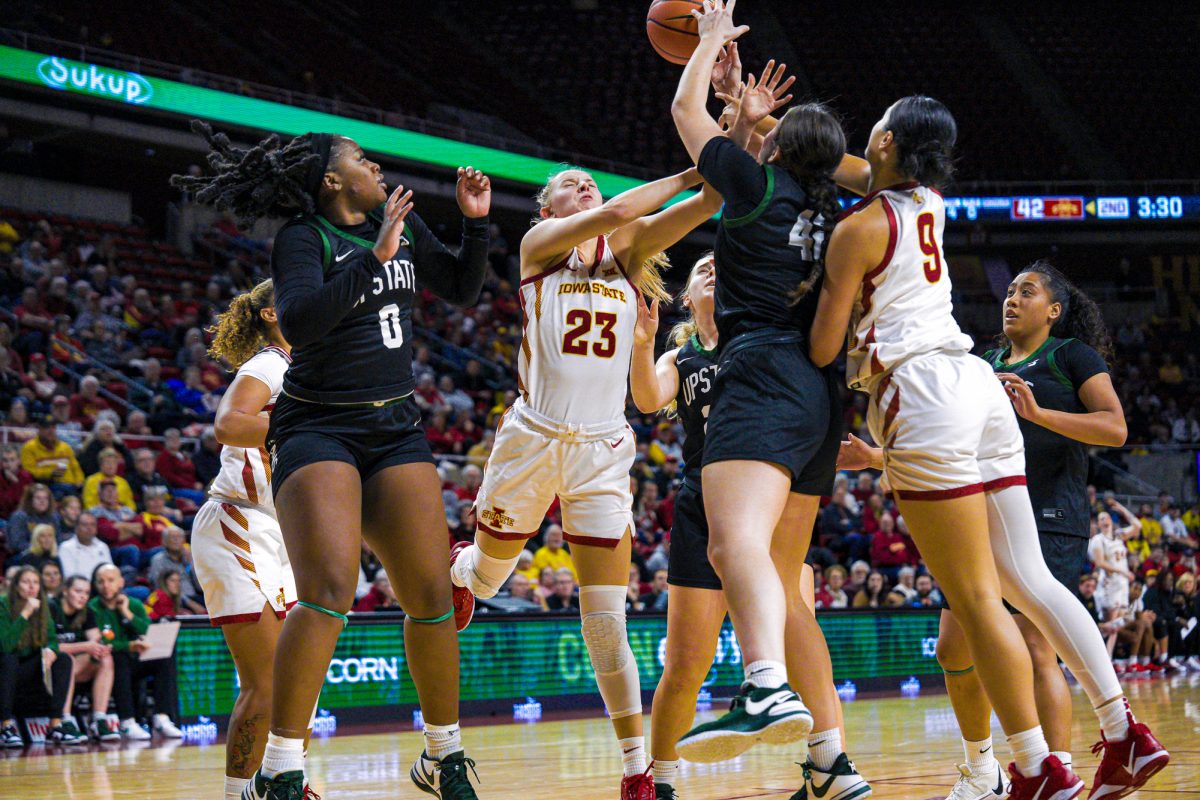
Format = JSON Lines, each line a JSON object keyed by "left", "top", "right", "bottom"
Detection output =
{"left": 517, "top": 235, "right": 638, "bottom": 425}
{"left": 842, "top": 183, "right": 974, "bottom": 392}
{"left": 1090, "top": 532, "right": 1129, "bottom": 581}
{"left": 209, "top": 346, "right": 289, "bottom": 515}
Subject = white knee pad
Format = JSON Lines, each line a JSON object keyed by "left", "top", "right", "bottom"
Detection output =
{"left": 580, "top": 585, "right": 642, "bottom": 719}
{"left": 450, "top": 544, "right": 519, "bottom": 600}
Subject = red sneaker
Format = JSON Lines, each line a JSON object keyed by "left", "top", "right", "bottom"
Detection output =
{"left": 1143, "top": 661, "right": 1164, "bottom": 673}
{"left": 449, "top": 542, "right": 476, "bottom": 632}
{"left": 1088, "top": 717, "right": 1170, "bottom": 799}
{"left": 304, "top": 784, "right": 321, "bottom": 799}
{"left": 1007, "top": 755, "right": 1083, "bottom": 800}
{"left": 621, "top": 767, "right": 655, "bottom": 800}
{"left": 1113, "top": 662, "right": 1127, "bottom": 675}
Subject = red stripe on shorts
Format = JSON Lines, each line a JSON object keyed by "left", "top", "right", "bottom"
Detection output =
{"left": 897, "top": 483, "right": 985, "bottom": 501}
{"left": 562, "top": 531, "right": 621, "bottom": 549}
{"left": 209, "top": 611, "right": 264, "bottom": 627}
{"left": 983, "top": 475, "right": 1027, "bottom": 492}
{"left": 477, "top": 521, "right": 538, "bottom": 541}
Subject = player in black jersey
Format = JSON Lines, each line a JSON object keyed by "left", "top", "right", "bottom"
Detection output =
{"left": 632, "top": 253, "right": 865, "bottom": 800}
{"left": 669, "top": 1, "right": 852, "bottom": 773}
{"left": 52, "top": 575, "right": 117, "bottom": 742}
{"left": 173, "top": 122, "right": 490, "bottom": 800}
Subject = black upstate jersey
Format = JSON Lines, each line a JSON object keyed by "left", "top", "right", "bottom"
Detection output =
{"left": 697, "top": 136, "right": 826, "bottom": 344}
{"left": 271, "top": 210, "right": 488, "bottom": 404}
{"left": 51, "top": 599, "right": 96, "bottom": 645}
{"left": 985, "top": 337, "right": 1108, "bottom": 539}
{"left": 674, "top": 335, "right": 718, "bottom": 481}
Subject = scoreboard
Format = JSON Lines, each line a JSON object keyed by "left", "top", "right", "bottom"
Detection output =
{"left": 940, "top": 194, "right": 1196, "bottom": 223}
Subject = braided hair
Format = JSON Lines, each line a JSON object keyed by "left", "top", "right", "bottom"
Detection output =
{"left": 772, "top": 103, "right": 846, "bottom": 302}
{"left": 997, "top": 259, "right": 1113, "bottom": 362}
{"left": 170, "top": 120, "right": 339, "bottom": 229}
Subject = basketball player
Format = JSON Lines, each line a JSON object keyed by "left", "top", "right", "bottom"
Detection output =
{"left": 449, "top": 159, "right": 721, "bottom": 798}
{"left": 1089, "top": 504, "right": 1140, "bottom": 622}
{"left": 668, "top": 1, "right": 849, "bottom": 771}
{"left": 191, "top": 279, "right": 308, "bottom": 800}
{"left": 173, "top": 122, "right": 491, "bottom": 800}
{"left": 810, "top": 94, "right": 1169, "bottom": 799}
{"left": 632, "top": 254, "right": 868, "bottom": 800}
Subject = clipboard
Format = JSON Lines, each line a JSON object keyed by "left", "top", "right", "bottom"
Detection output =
{"left": 138, "top": 621, "right": 181, "bottom": 661}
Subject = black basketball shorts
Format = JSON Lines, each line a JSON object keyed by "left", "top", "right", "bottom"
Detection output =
{"left": 667, "top": 480, "right": 722, "bottom": 591}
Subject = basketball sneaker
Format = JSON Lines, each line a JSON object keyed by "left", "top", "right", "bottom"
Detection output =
{"left": 241, "top": 769, "right": 306, "bottom": 800}
{"left": 944, "top": 761, "right": 1009, "bottom": 800}
{"left": 47, "top": 718, "right": 87, "bottom": 746}
{"left": 449, "top": 542, "right": 476, "bottom": 632}
{"left": 303, "top": 784, "right": 321, "bottom": 799}
{"left": 1006, "top": 756, "right": 1083, "bottom": 800}
{"left": 153, "top": 712, "right": 183, "bottom": 738}
{"left": 120, "top": 718, "right": 151, "bottom": 741}
{"left": 1087, "top": 715, "right": 1170, "bottom": 799}
{"left": 788, "top": 754, "right": 871, "bottom": 800}
{"left": 621, "top": 767, "right": 655, "bottom": 800}
{"left": 654, "top": 783, "right": 678, "bottom": 799}
{"left": 410, "top": 749, "right": 480, "bottom": 798}
{"left": 676, "top": 682, "right": 812, "bottom": 763}
{"left": 93, "top": 715, "right": 122, "bottom": 742}
{"left": 0, "top": 724, "right": 22, "bottom": 748}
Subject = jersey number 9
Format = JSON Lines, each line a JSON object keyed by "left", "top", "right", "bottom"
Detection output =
{"left": 562, "top": 310, "right": 617, "bottom": 358}
{"left": 917, "top": 212, "right": 943, "bottom": 283}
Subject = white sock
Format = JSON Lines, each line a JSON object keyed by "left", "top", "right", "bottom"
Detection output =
{"left": 1139, "top": 656, "right": 1150, "bottom": 666}
{"left": 224, "top": 776, "right": 250, "bottom": 800}
{"left": 964, "top": 736, "right": 996, "bottom": 771}
{"left": 1097, "top": 697, "right": 1131, "bottom": 742}
{"left": 262, "top": 733, "right": 305, "bottom": 778}
{"left": 744, "top": 660, "right": 787, "bottom": 690}
{"left": 1051, "top": 750, "right": 1072, "bottom": 770}
{"left": 652, "top": 759, "right": 679, "bottom": 787}
{"left": 619, "top": 736, "right": 647, "bottom": 777}
{"left": 807, "top": 728, "right": 841, "bottom": 771}
{"left": 423, "top": 722, "right": 463, "bottom": 761}
{"left": 450, "top": 544, "right": 518, "bottom": 599}
{"left": 1007, "top": 726, "right": 1050, "bottom": 778}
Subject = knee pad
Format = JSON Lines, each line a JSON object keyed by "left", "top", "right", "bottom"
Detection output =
{"left": 580, "top": 585, "right": 642, "bottom": 719}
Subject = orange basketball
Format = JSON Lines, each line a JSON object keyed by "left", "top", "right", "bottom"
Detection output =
{"left": 646, "top": 0, "right": 703, "bottom": 65}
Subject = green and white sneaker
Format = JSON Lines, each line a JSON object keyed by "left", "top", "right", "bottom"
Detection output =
{"left": 410, "top": 750, "right": 480, "bottom": 799}
{"left": 655, "top": 783, "right": 678, "bottom": 799}
{"left": 676, "top": 682, "right": 813, "bottom": 763}
{"left": 789, "top": 754, "right": 872, "bottom": 800}
{"left": 241, "top": 768, "right": 306, "bottom": 800}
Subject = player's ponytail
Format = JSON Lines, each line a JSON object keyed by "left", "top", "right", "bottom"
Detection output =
{"left": 773, "top": 103, "right": 846, "bottom": 303}
{"left": 208, "top": 279, "right": 276, "bottom": 368}
{"left": 667, "top": 252, "right": 714, "bottom": 347}
{"left": 999, "top": 260, "right": 1114, "bottom": 363}
{"left": 887, "top": 95, "right": 957, "bottom": 190}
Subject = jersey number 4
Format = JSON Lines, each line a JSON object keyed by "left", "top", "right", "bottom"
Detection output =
{"left": 562, "top": 310, "right": 617, "bottom": 358}
{"left": 917, "top": 212, "right": 943, "bottom": 283}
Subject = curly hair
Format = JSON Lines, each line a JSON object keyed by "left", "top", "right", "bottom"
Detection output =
{"left": 997, "top": 259, "right": 1113, "bottom": 362}
{"left": 208, "top": 279, "right": 276, "bottom": 368}
{"left": 170, "top": 120, "right": 339, "bottom": 229}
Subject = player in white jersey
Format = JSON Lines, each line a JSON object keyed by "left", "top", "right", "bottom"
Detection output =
{"left": 1089, "top": 505, "right": 1140, "bottom": 621}
{"left": 451, "top": 165, "right": 721, "bottom": 800}
{"left": 190, "top": 280, "right": 300, "bottom": 800}
{"left": 814, "top": 96, "right": 1167, "bottom": 800}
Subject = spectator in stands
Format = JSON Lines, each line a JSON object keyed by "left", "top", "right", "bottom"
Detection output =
{"left": 123, "top": 287, "right": 158, "bottom": 332}
{"left": 4, "top": 399, "right": 33, "bottom": 442}
{"left": 853, "top": 570, "right": 889, "bottom": 608}
{"left": 6, "top": 483, "right": 58, "bottom": 556}
{"left": 534, "top": 566, "right": 557, "bottom": 608}
{"left": 90, "top": 480, "right": 147, "bottom": 577}
{"left": 78, "top": 418, "right": 133, "bottom": 477}
{"left": 146, "top": 524, "right": 200, "bottom": 612}
{"left": 845, "top": 560, "right": 870, "bottom": 598}
{"left": 48, "top": 396, "right": 83, "bottom": 447}
{"left": 910, "top": 574, "right": 942, "bottom": 608}
{"left": 135, "top": 359, "right": 184, "bottom": 431}
{"left": 546, "top": 568, "right": 580, "bottom": 611}
{"left": 155, "top": 429, "right": 204, "bottom": 502}
{"left": 413, "top": 373, "right": 449, "bottom": 416}
{"left": 128, "top": 448, "right": 170, "bottom": 506}
{"left": 532, "top": 524, "right": 576, "bottom": 579}
{"left": 57, "top": 512, "right": 110, "bottom": 582}
{"left": 1162, "top": 505, "right": 1198, "bottom": 551}
{"left": 888, "top": 566, "right": 919, "bottom": 606}
{"left": 144, "top": 569, "right": 186, "bottom": 620}
{"left": 466, "top": 429, "right": 494, "bottom": 469}
{"left": 0, "top": 349, "right": 24, "bottom": 408}
{"left": 15, "top": 524, "right": 60, "bottom": 572}
{"left": 122, "top": 412, "right": 155, "bottom": 452}
{"left": 0, "top": 325, "right": 22, "bottom": 375}
{"left": 21, "top": 416, "right": 84, "bottom": 495}
{"left": 454, "top": 464, "right": 483, "bottom": 505}
{"left": 192, "top": 428, "right": 222, "bottom": 488}
{"left": 0, "top": 565, "right": 82, "bottom": 746}
{"left": 439, "top": 375, "right": 473, "bottom": 418}
{"left": 502, "top": 572, "right": 538, "bottom": 605}
{"left": 639, "top": 569, "right": 670, "bottom": 612}
{"left": 820, "top": 485, "right": 863, "bottom": 562}
{"left": 52, "top": 574, "right": 118, "bottom": 741}
{"left": 88, "top": 564, "right": 181, "bottom": 739}
{"left": 22, "top": 352, "right": 57, "bottom": 403}
{"left": 167, "top": 365, "right": 216, "bottom": 419}
{"left": 870, "top": 512, "right": 915, "bottom": 582}
{"left": 353, "top": 573, "right": 402, "bottom": 613}
{"left": 13, "top": 286, "right": 54, "bottom": 354}
{"left": 816, "top": 564, "right": 849, "bottom": 609}
{"left": 0, "top": 445, "right": 32, "bottom": 519}
{"left": 39, "top": 561, "right": 62, "bottom": 601}
{"left": 56, "top": 494, "right": 81, "bottom": 542}
{"left": 850, "top": 473, "right": 875, "bottom": 506}
{"left": 82, "top": 448, "right": 136, "bottom": 511}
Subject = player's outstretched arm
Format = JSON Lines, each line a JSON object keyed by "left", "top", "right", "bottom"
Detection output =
{"left": 520, "top": 168, "right": 703, "bottom": 270}
{"left": 671, "top": 0, "right": 749, "bottom": 163}
{"left": 609, "top": 184, "right": 722, "bottom": 278}
{"left": 408, "top": 167, "right": 491, "bottom": 307}
{"left": 213, "top": 373, "right": 273, "bottom": 448}
{"left": 630, "top": 295, "right": 681, "bottom": 413}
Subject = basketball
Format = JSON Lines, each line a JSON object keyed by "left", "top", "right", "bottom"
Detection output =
{"left": 646, "top": 0, "right": 703, "bottom": 65}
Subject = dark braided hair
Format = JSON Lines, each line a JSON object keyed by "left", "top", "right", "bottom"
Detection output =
{"left": 887, "top": 95, "right": 957, "bottom": 190}
{"left": 772, "top": 103, "right": 846, "bottom": 302}
{"left": 998, "top": 259, "right": 1113, "bottom": 362}
{"left": 170, "top": 120, "right": 337, "bottom": 229}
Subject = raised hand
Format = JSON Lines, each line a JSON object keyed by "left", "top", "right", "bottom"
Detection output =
{"left": 711, "top": 42, "right": 743, "bottom": 96}
{"left": 456, "top": 166, "right": 491, "bottom": 219}
{"left": 372, "top": 183, "right": 415, "bottom": 264}
{"left": 694, "top": 0, "right": 749, "bottom": 44}
{"left": 634, "top": 295, "right": 660, "bottom": 348}
{"left": 726, "top": 59, "right": 795, "bottom": 127}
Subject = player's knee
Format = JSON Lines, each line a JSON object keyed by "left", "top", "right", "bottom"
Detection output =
{"left": 936, "top": 630, "right": 972, "bottom": 672}
{"left": 298, "top": 576, "right": 357, "bottom": 613}
{"left": 396, "top": 580, "right": 452, "bottom": 620}
{"left": 581, "top": 612, "right": 629, "bottom": 673}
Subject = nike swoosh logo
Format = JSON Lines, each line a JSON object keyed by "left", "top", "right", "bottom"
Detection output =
{"left": 980, "top": 745, "right": 992, "bottom": 754}
{"left": 1030, "top": 776, "right": 1050, "bottom": 800}
{"left": 676, "top": 356, "right": 695, "bottom": 364}
{"left": 744, "top": 689, "right": 801, "bottom": 716}
{"left": 993, "top": 770, "right": 1005, "bottom": 796}
{"left": 810, "top": 773, "right": 838, "bottom": 798}
{"left": 335, "top": 250, "right": 353, "bottom": 262}
{"left": 609, "top": 436, "right": 624, "bottom": 449}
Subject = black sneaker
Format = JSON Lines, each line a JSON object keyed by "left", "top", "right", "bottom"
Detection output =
{"left": 242, "top": 768, "right": 305, "bottom": 800}
{"left": 48, "top": 719, "right": 87, "bottom": 746}
{"left": 655, "top": 783, "right": 679, "bottom": 799}
{"left": 411, "top": 749, "right": 480, "bottom": 799}
{"left": 789, "top": 754, "right": 872, "bottom": 800}
{"left": 0, "top": 724, "right": 23, "bottom": 748}
{"left": 677, "top": 682, "right": 813, "bottom": 763}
